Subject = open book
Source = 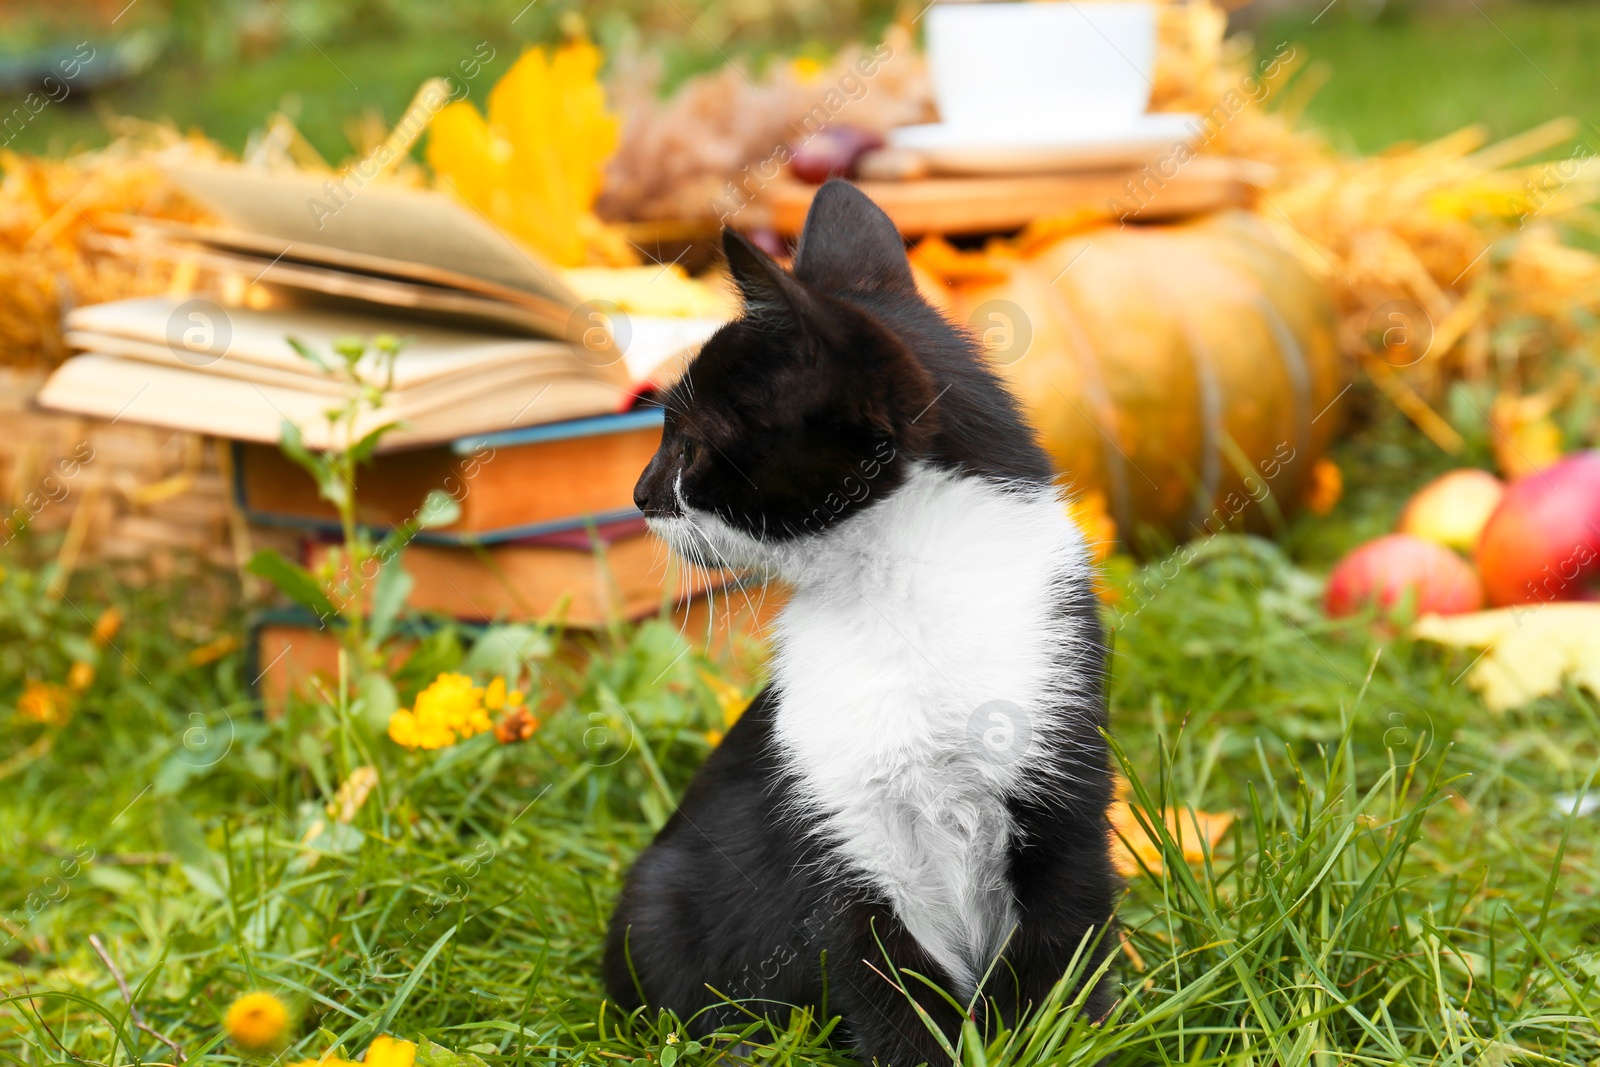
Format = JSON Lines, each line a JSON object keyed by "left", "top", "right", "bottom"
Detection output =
{"left": 39, "top": 162, "right": 727, "bottom": 450}
{"left": 42, "top": 296, "right": 718, "bottom": 450}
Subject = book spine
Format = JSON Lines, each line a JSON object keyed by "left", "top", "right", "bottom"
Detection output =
{"left": 238, "top": 501, "right": 648, "bottom": 547}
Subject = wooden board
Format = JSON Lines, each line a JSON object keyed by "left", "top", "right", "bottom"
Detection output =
{"left": 760, "top": 157, "right": 1272, "bottom": 237}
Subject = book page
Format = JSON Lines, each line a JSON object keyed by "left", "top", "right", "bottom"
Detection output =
{"left": 621, "top": 316, "right": 724, "bottom": 390}
{"left": 163, "top": 162, "right": 580, "bottom": 308}
{"left": 37, "top": 354, "right": 629, "bottom": 451}
{"left": 104, "top": 233, "right": 574, "bottom": 339}
{"left": 65, "top": 297, "right": 602, "bottom": 390}
{"left": 64, "top": 332, "right": 589, "bottom": 404}
{"left": 125, "top": 217, "right": 563, "bottom": 311}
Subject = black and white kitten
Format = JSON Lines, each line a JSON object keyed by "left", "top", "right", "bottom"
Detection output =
{"left": 603, "top": 180, "right": 1118, "bottom": 1066}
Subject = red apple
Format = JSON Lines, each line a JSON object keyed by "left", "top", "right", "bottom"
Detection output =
{"left": 1397, "top": 469, "right": 1506, "bottom": 552}
{"left": 1476, "top": 450, "right": 1600, "bottom": 606}
{"left": 1325, "top": 533, "right": 1483, "bottom": 619}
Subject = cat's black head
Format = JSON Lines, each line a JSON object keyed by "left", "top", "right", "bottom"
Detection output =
{"left": 634, "top": 179, "right": 1051, "bottom": 569}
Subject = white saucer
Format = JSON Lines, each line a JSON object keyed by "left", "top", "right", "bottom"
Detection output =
{"left": 887, "top": 113, "right": 1202, "bottom": 175}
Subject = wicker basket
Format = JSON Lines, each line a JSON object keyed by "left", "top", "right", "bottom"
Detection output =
{"left": 2, "top": 368, "right": 249, "bottom": 577}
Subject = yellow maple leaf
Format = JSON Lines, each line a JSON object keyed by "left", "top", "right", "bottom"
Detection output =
{"left": 1108, "top": 778, "right": 1233, "bottom": 877}
{"left": 1412, "top": 604, "right": 1600, "bottom": 711}
{"left": 427, "top": 41, "right": 621, "bottom": 267}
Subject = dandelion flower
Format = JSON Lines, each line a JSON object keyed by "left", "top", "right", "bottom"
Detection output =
{"left": 790, "top": 56, "right": 824, "bottom": 83}
{"left": 285, "top": 1035, "right": 413, "bottom": 1067}
{"left": 17, "top": 681, "right": 71, "bottom": 726}
{"left": 388, "top": 672, "right": 493, "bottom": 750}
{"left": 482, "top": 675, "right": 524, "bottom": 711}
{"left": 698, "top": 669, "right": 751, "bottom": 728}
{"left": 364, "top": 1035, "right": 417, "bottom": 1067}
{"left": 67, "top": 660, "right": 95, "bottom": 692}
{"left": 224, "top": 990, "right": 290, "bottom": 1050}
{"left": 91, "top": 607, "right": 122, "bottom": 646}
{"left": 387, "top": 707, "right": 451, "bottom": 750}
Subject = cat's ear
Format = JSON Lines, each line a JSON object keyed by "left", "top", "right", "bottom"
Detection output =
{"left": 723, "top": 230, "right": 810, "bottom": 328}
{"left": 792, "top": 179, "right": 916, "bottom": 296}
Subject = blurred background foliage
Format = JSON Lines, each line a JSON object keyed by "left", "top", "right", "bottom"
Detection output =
{"left": 1, "top": 0, "right": 1595, "bottom": 160}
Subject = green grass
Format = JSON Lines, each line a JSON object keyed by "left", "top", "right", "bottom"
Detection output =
{"left": 2, "top": 408, "right": 1598, "bottom": 1065}
{"left": 7, "top": 32, "right": 529, "bottom": 162}
{"left": 1256, "top": 1, "right": 1600, "bottom": 155}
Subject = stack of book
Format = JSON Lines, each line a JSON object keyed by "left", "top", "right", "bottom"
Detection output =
{"left": 36, "top": 162, "right": 739, "bottom": 692}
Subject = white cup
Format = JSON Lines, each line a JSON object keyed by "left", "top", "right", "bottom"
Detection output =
{"left": 924, "top": 1, "right": 1158, "bottom": 134}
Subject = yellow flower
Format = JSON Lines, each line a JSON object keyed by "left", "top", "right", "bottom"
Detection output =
{"left": 285, "top": 1036, "right": 413, "bottom": 1067}
{"left": 91, "top": 607, "right": 122, "bottom": 646}
{"left": 482, "top": 675, "right": 524, "bottom": 712}
{"left": 17, "top": 681, "right": 71, "bottom": 726}
{"left": 790, "top": 56, "right": 824, "bottom": 83}
{"left": 388, "top": 673, "right": 493, "bottom": 750}
{"left": 387, "top": 707, "right": 458, "bottom": 750}
{"left": 698, "top": 669, "right": 751, "bottom": 729}
{"left": 67, "top": 660, "right": 95, "bottom": 692}
{"left": 224, "top": 990, "right": 290, "bottom": 1050}
{"left": 364, "top": 1035, "right": 416, "bottom": 1067}
{"left": 188, "top": 634, "right": 241, "bottom": 666}
{"left": 1302, "top": 458, "right": 1343, "bottom": 516}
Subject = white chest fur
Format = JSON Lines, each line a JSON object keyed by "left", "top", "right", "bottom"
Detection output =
{"left": 765, "top": 464, "right": 1094, "bottom": 996}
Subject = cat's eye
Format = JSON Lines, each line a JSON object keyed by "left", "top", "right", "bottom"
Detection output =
{"left": 680, "top": 439, "right": 700, "bottom": 467}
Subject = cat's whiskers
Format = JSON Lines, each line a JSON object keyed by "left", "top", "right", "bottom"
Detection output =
{"left": 681, "top": 510, "right": 765, "bottom": 638}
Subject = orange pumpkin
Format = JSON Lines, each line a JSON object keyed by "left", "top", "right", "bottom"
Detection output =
{"left": 919, "top": 212, "right": 1345, "bottom": 549}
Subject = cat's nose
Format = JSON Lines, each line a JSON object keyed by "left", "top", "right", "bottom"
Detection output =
{"left": 634, "top": 451, "right": 674, "bottom": 515}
